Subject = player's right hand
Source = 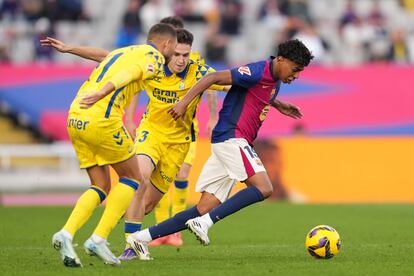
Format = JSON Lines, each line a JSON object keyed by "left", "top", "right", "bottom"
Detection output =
{"left": 79, "top": 92, "right": 104, "bottom": 109}
{"left": 39, "top": 37, "right": 70, "bottom": 53}
{"left": 168, "top": 101, "right": 187, "bottom": 121}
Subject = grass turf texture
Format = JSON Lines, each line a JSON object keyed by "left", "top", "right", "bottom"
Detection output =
{"left": 1, "top": 203, "right": 413, "bottom": 275}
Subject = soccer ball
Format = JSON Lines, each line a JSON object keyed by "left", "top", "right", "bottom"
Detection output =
{"left": 305, "top": 225, "right": 341, "bottom": 259}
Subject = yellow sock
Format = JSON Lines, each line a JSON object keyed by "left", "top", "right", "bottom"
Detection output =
{"left": 154, "top": 191, "right": 171, "bottom": 223}
{"left": 93, "top": 177, "right": 138, "bottom": 239}
{"left": 63, "top": 186, "right": 107, "bottom": 237}
{"left": 172, "top": 180, "right": 188, "bottom": 216}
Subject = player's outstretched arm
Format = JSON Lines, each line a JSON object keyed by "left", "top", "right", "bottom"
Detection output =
{"left": 79, "top": 64, "right": 144, "bottom": 108}
{"left": 169, "top": 70, "right": 232, "bottom": 120}
{"left": 40, "top": 37, "right": 109, "bottom": 62}
{"left": 79, "top": 82, "right": 115, "bottom": 108}
{"left": 271, "top": 99, "right": 303, "bottom": 119}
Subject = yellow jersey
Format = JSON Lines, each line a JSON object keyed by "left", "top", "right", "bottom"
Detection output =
{"left": 69, "top": 44, "right": 165, "bottom": 119}
{"left": 190, "top": 51, "right": 205, "bottom": 65}
{"left": 139, "top": 60, "right": 222, "bottom": 144}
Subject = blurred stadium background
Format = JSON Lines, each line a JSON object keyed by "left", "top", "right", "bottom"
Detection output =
{"left": 1, "top": 0, "right": 414, "bottom": 205}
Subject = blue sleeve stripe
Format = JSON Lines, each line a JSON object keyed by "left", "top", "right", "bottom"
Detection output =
{"left": 104, "top": 86, "right": 125, "bottom": 118}
{"left": 119, "top": 177, "right": 139, "bottom": 190}
{"left": 96, "top": 53, "right": 123, "bottom": 83}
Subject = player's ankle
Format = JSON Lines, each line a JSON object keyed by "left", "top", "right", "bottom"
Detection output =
{"left": 91, "top": 234, "right": 106, "bottom": 244}
{"left": 199, "top": 214, "right": 214, "bottom": 228}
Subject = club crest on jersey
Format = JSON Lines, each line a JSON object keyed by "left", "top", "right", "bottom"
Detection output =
{"left": 238, "top": 66, "right": 251, "bottom": 76}
{"left": 146, "top": 64, "right": 154, "bottom": 73}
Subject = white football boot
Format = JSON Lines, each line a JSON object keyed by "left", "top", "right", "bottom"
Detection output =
{"left": 186, "top": 217, "right": 210, "bottom": 246}
{"left": 84, "top": 238, "right": 120, "bottom": 266}
{"left": 52, "top": 231, "right": 82, "bottom": 267}
{"left": 127, "top": 234, "right": 153, "bottom": 261}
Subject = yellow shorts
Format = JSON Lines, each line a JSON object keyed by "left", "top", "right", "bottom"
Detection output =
{"left": 68, "top": 116, "right": 135, "bottom": 169}
{"left": 183, "top": 141, "right": 197, "bottom": 165}
{"left": 135, "top": 127, "right": 190, "bottom": 193}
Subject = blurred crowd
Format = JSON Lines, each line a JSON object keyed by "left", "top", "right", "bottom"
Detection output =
{"left": 1, "top": 0, "right": 414, "bottom": 65}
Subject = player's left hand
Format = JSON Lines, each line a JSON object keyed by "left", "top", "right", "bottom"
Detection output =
{"left": 277, "top": 103, "right": 303, "bottom": 119}
{"left": 39, "top": 37, "right": 70, "bottom": 53}
{"left": 168, "top": 101, "right": 187, "bottom": 120}
{"left": 79, "top": 92, "right": 105, "bottom": 108}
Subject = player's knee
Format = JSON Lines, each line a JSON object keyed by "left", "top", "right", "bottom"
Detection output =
{"left": 176, "top": 168, "right": 189, "bottom": 180}
{"left": 138, "top": 175, "right": 151, "bottom": 187}
{"left": 175, "top": 171, "right": 188, "bottom": 180}
{"left": 196, "top": 205, "right": 210, "bottom": 215}
{"left": 195, "top": 201, "right": 216, "bottom": 215}
{"left": 176, "top": 164, "right": 190, "bottom": 180}
{"left": 256, "top": 185, "right": 273, "bottom": 199}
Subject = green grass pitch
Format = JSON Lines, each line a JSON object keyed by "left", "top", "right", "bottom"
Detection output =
{"left": 1, "top": 203, "right": 413, "bottom": 275}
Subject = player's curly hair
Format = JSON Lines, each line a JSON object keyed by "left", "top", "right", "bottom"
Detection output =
{"left": 277, "top": 39, "right": 314, "bottom": 67}
{"left": 177, "top": 28, "right": 194, "bottom": 46}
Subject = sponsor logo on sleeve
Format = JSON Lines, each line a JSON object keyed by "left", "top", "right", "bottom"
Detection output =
{"left": 238, "top": 66, "right": 251, "bottom": 76}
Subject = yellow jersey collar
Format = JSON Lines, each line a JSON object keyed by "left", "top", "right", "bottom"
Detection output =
{"left": 146, "top": 41, "right": 158, "bottom": 51}
{"left": 164, "top": 63, "right": 190, "bottom": 79}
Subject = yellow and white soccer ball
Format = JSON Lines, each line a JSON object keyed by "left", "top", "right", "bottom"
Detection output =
{"left": 305, "top": 225, "right": 341, "bottom": 259}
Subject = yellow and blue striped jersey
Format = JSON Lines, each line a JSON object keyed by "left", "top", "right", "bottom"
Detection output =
{"left": 69, "top": 44, "right": 165, "bottom": 119}
{"left": 139, "top": 60, "right": 223, "bottom": 144}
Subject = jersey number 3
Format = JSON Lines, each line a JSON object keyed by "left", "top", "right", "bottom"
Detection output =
{"left": 138, "top": 130, "right": 149, "bottom": 142}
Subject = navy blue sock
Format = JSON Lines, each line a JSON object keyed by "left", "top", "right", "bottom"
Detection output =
{"left": 209, "top": 185, "right": 264, "bottom": 224}
{"left": 149, "top": 206, "right": 200, "bottom": 239}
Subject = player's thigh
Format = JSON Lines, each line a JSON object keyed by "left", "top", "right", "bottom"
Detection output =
{"left": 151, "top": 143, "right": 189, "bottom": 194}
{"left": 244, "top": 171, "right": 273, "bottom": 198}
{"left": 136, "top": 154, "right": 156, "bottom": 181}
{"left": 195, "top": 152, "right": 237, "bottom": 203}
{"left": 143, "top": 183, "right": 164, "bottom": 214}
{"left": 85, "top": 165, "right": 111, "bottom": 193}
{"left": 134, "top": 127, "right": 160, "bottom": 181}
